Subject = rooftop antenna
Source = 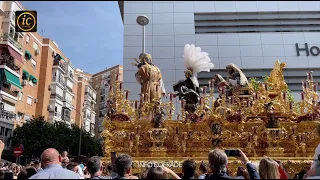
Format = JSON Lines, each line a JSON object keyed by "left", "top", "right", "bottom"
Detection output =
{"left": 136, "top": 15, "right": 149, "bottom": 53}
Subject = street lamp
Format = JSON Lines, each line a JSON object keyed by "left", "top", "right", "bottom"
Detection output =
{"left": 136, "top": 15, "right": 149, "bottom": 53}
{"left": 72, "top": 108, "right": 83, "bottom": 156}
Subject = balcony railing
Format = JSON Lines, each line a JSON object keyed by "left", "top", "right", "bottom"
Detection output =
{"left": 54, "top": 112, "right": 62, "bottom": 119}
{"left": 50, "top": 93, "right": 64, "bottom": 101}
{"left": 0, "top": 33, "right": 23, "bottom": 53}
{"left": 0, "top": 110, "right": 16, "bottom": 121}
{"left": 0, "top": 86, "right": 18, "bottom": 98}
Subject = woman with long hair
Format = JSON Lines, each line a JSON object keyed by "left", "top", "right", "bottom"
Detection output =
{"left": 259, "top": 157, "right": 280, "bottom": 179}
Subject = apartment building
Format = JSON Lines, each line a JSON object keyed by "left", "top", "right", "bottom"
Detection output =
{"left": 91, "top": 65, "right": 123, "bottom": 141}
{"left": 0, "top": 1, "right": 79, "bottom": 151}
{"left": 74, "top": 69, "right": 96, "bottom": 137}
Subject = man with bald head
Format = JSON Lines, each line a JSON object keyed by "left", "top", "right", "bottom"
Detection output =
{"left": 29, "top": 148, "right": 80, "bottom": 179}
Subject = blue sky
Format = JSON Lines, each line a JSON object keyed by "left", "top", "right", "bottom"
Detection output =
{"left": 21, "top": 1, "right": 123, "bottom": 74}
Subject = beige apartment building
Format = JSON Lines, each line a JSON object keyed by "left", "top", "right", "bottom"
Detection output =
{"left": 0, "top": 1, "right": 95, "bottom": 151}
{"left": 74, "top": 69, "right": 96, "bottom": 137}
{"left": 92, "top": 65, "right": 123, "bottom": 141}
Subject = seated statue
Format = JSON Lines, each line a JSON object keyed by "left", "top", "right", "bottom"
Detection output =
{"left": 267, "top": 60, "right": 288, "bottom": 92}
{"left": 173, "top": 44, "right": 214, "bottom": 113}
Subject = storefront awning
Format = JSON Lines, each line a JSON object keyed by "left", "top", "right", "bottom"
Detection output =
{"left": 29, "top": 74, "right": 37, "bottom": 84}
{"left": 3, "top": 69, "right": 22, "bottom": 89}
{"left": 22, "top": 69, "right": 29, "bottom": 79}
{"left": 7, "top": 46, "right": 22, "bottom": 63}
{"left": 24, "top": 50, "right": 32, "bottom": 60}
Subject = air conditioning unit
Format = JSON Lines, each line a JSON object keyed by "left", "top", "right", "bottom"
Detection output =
{"left": 22, "top": 80, "right": 27, "bottom": 86}
{"left": 35, "top": 49, "right": 40, "bottom": 56}
{"left": 48, "top": 85, "right": 53, "bottom": 90}
{"left": 47, "top": 105, "right": 53, "bottom": 111}
{"left": 52, "top": 51, "right": 56, "bottom": 57}
{"left": 34, "top": 99, "right": 38, "bottom": 103}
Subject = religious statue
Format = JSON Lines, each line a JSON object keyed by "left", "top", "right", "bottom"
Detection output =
{"left": 133, "top": 53, "right": 166, "bottom": 104}
{"left": 264, "top": 102, "right": 279, "bottom": 128}
{"left": 267, "top": 60, "right": 288, "bottom": 92}
{"left": 213, "top": 74, "right": 232, "bottom": 97}
{"left": 172, "top": 44, "right": 214, "bottom": 113}
{"left": 226, "top": 63, "right": 248, "bottom": 87}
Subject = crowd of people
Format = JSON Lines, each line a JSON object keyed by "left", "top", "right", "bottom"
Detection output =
{"left": 2, "top": 117, "right": 320, "bottom": 179}
{"left": 0, "top": 144, "right": 319, "bottom": 179}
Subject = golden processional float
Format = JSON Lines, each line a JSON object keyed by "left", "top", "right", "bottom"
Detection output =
{"left": 101, "top": 17, "right": 319, "bottom": 177}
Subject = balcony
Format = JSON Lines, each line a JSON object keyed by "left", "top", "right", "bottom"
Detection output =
{"left": 52, "top": 76, "right": 65, "bottom": 87}
{"left": 0, "top": 33, "right": 23, "bottom": 54}
{"left": 50, "top": 93, "right": 64, "bottom": 101}
{"left": 0, "top": 109, "right": 16, "bottom": 121}
{"left": 53, "top": 60, "right": 66, "bottom": 74}
{"left": 0, "top": 86, "right": 18, "bottom": 103}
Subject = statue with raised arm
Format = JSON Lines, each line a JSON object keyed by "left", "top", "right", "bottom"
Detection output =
{"left": 173, "top": 44, "right": 214, "bottom": 113}
{"left": 133, "top": 53, "right": 166, "bottom": 103}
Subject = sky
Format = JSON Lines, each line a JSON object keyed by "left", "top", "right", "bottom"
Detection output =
{"left": 21, "top": 1, "right": 123, "bottom": 74}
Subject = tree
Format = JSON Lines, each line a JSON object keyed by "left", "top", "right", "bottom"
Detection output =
{"left": 11, "top": 116, "right": 102, "bottom": 160}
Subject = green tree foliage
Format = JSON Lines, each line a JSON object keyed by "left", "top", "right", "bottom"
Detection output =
{"left": 11, "top": 116, "right": 102, "bottom": 159}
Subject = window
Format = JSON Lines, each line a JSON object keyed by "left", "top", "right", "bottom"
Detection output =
{"left": 18, "top": 92, "right": 23, "bottom": 101}
{"left": 32, "top": 42, "right": 38, "bottom": 50}
{"left": 24, "top": 115, "right": 31, "bottom": 122}
{"left": 31, "top": 59, "right": 36, "bottom": 69}
{"left": 26, "top": 96, "right": 33, "bottom": 105}
{"left": 26, "top": 35, "right": 30, "bottom": 44}
{"left": 17, "top": 112, "right": 23, "bottom": 122}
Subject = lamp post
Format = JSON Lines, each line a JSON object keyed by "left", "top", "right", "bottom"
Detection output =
{"left": 73, "top": 108, "right": 83, "bottom": 156}
{"left": 136, "top": 15, "right": 149, "bottom": 53}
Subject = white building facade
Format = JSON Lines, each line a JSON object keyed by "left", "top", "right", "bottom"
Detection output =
{"left": 120, "top": 1, "right": 320, "bottom": 110}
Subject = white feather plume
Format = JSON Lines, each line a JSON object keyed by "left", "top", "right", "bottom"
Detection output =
{"left": 183, "top": 44, "right": 214, "bottom": 76}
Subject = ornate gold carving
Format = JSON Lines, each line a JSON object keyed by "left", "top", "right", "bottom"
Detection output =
{"left": 101, "top": 61, "right": 320, "bottom": 177}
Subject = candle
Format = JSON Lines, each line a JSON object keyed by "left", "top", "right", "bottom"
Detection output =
{"left": 135, "top": 101, "right": 138, "bottom": 109}
{"left": 209, "top": 80, "right": 213, "bottom": 88}
{"left": 289, "top": 102, "right": 293, "bottom": 110}
{"left": 200, "top": 97, "right": 203, "bottom": 105}
{"left": 252, "top": 93, "right": 256, "bottom": 101}
{"left": 310, "top": 71, "right": 314, "bottom": 81}
{"left": 120, "top": 82, "right": 123, "bottom": 91}
{"left": 264, "top": 83, "right": 268, "bottom": 91}
{"left": 130, "top": 133, "right": 134, "bottom": 140}
{"left": 203, "top": 87, "right": 206, "bottom": 95}
{"left": 303, "top": 81, "right": 307, "bottom": 89}
{"left": 177, "top": 114, "right": 180, "bottom": 120}
{"left": 176, "top": 127, "right": 179, "bottom": 134}
{"left": 283, "top": 91, "right": 286, "bottom": 101}
{"left": 116, "top": 73, "right": 119, "bottom": 81}
{"left": 230, "top": 96, "right": 234, "bottom": 104}
{"left": 181, "top": 100, "right": 185, "bottom": 108}
{"left": 255, "top": 93, "right": 258, "bottom": 100}
{"left": 247, "top": 101, "right": 250, "bottom": 107}
{"left": 307, "top": 72, "right": 310, "bottom": 80}
{"left": 141, "top": 94, "right": 144, "bottom": 102}
{"left": 221, "top": 87, "right": 225, "bottom": 94}
{"left": 109, "top": 85, "right": 113, "bottom": 92}
{"left": 155, "top": 85, "right": 158, "bottom": 92}
{"left": 301, "top": 92, "right": 304, "bottom": 100}
{"left": 170, "top": 93, "right": 173, "bottom": 102}
{"left": 125, "top": 90, "right": 129, "bottom": 100}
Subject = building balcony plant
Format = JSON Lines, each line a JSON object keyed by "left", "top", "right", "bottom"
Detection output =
{"left": 0, "top": 33, "right": 23, "bottom": 53}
